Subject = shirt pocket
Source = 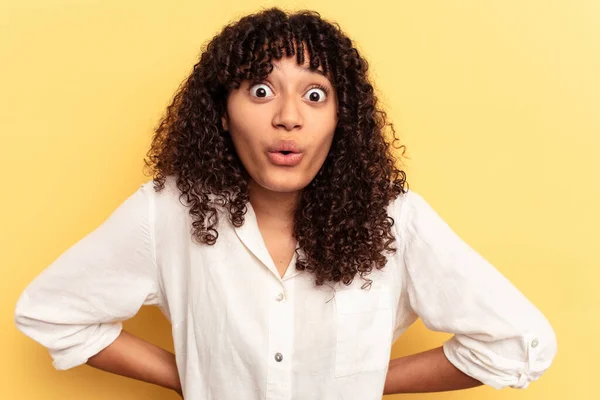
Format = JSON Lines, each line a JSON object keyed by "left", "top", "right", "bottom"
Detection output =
{"left": 333, "top": 286, "right": 394, "bottom": 377}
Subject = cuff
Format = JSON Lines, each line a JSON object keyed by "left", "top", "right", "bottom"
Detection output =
{"left": 50, "top": 322, "right": 123, "bottom": 370}
{"left": 442, "top": 333, "right": 554, "bottom": 390}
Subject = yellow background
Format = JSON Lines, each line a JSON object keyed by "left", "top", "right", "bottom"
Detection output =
{"left": 2, "top": 0, "right": 598, "bottom": 399}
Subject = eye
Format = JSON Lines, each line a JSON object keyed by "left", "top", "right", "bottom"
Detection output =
{"left": 304, "top": 87, "right": 328, "bottom": 103}
{"left": 249, "top": 83, "right": 274, "bottom": 98}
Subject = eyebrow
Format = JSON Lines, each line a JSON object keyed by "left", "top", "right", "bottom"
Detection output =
{"left": 272, "top": 62, "right": 328, "bottom": 78}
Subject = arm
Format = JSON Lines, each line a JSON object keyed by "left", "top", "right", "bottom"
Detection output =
{"left": 14, "top": 182, "right": 182, "bottom": 395}
{"left": 86, "top": 330, "right": 182, "bottom": 396}
{"left": 383, "top": 346, "right": 482, "bottom": 394}
{"left": 387, "top": 190, "right": 557, "bottom": 392}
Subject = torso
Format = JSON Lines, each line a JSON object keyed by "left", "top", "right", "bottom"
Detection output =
{"left": 153, "top": 176, "right": 401, "bottom": 399}
{"left": 261, "top": 231, "right": 297, "bottom": 278}
{"left": 254, "top": 209, "right": 298, "bottom": 278}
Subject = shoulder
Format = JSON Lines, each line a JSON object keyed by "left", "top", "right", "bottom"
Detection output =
{"left": 140, "top": 176, "right": 191, "bottom": 224}
{"left": 140, "top": 175, "right": 180, "bottom": 199}
{"left": 140, "top": 175, "right": 198, "bottom": 208}
{"left": 386, "top": 188, "right": 441, "bottom": 241}
{"left": 140, "top": 175, "right": 225, "bottom": 225}
{"left": 386, "top": 188, "right": 422, "bottom": 224}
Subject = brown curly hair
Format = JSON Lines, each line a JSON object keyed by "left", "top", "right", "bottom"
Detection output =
{"left": 143, "top": 7, "right": 409, "bottom": 289}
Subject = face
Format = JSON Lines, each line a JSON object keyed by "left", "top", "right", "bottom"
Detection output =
{"left": 223, "top": 51, "right": 338, "bottom": 196}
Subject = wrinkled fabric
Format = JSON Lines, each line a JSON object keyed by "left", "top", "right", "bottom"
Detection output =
{"left": 15, "top": 176, "right": 556, "bottom": 399}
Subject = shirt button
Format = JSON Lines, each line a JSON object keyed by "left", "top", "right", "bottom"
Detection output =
{"left": 274, "top": 352, "right": 283, "bottom": 362}
{"left": 275, "top": 292, "right": 285, "bottom": 302}
{"left": 531, "top": 339, "right": 539, "bottom": 348}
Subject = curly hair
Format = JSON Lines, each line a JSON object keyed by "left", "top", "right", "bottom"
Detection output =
{"left": 143, "top": 7, "right": 409, "bottom": 289}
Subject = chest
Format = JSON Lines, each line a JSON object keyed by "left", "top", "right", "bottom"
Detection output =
{"left": 177, "top": 244, "right": 396, "bottom": 381}
{"left": 262, "top": 233, "right": 297, "bottom": 278}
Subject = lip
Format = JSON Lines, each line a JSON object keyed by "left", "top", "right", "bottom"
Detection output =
{"left": 267, "top": 151, "right": 304, "bottom": 166}
{"left": 268, "top": 140, "right": 303, "bottom": 154}
{"left": 267, "top": 139, "right": 304, "bottom": 166}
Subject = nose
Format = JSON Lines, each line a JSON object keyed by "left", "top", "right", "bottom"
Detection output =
{"left": 272, "top": 93, "right": 303, "bottom": 131}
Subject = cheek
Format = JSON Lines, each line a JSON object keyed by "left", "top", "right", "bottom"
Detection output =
{"left": 306, "top": 129, "right": 336, "bottom": 171}
{"left": 317, "top": 104, "right": 338, "bottom": 134}
{"left": 313, "top": 113, "right": 337, "bottom": 148}
{"left": 227, "top": 93, "right": 257, "bottom": 130}
{"left": 228, "top": 107, "right": 269, "bottom": 143}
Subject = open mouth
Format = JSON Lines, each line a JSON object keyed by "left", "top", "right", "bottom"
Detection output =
{"left": 279, "top": 151, "right": 292, "bottom": 155}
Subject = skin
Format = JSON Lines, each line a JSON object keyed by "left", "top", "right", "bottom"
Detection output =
{"left": 222, "top": 48, "right": 483, "bottom": 393}
{"left": 222, "top": 51, "right": 338, "bottom": 228}
{"left": 85, "top": 51, "right": 482, "bottom": 398}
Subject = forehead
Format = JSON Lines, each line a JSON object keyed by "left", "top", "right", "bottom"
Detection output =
{"left": 270, "top": 43, "right": 331, "bottom": 82}
{"left": 230, "top": 38, "right": 334, "bottom": 87}
{"left": 270, "top": 58, "right": 328, "bottom": 79}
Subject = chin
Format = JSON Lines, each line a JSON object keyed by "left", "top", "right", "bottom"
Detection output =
{"left": 255, "top": 173, "right": 312, "bottom": 193}
{"left": 262, "top": 181, "right": 308, "bottom": 193}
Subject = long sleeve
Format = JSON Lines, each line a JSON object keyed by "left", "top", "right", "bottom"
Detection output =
{"left": 393, "top": 190, "right": 557, "bottom": 389}
{"left": 14, "top": 182, "right": 161, "bottom": 371}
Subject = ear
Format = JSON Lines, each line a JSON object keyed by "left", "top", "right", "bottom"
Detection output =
{"left": 221, "top": 114, "right": 229, "bottom": 131}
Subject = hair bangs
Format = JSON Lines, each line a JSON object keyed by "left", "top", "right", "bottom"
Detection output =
{"left": 227, "top": 20, "right": 331, "bottom": 88}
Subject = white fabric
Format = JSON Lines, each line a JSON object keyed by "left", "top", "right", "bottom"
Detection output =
{"left": 14, "top": 176, "right": 557, "bottom": 399}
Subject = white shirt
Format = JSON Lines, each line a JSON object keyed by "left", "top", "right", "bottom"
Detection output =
{"left": 14, "top": 176, "right": 557, "bottom": 399}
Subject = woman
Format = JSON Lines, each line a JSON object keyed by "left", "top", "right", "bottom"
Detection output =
{"left": 14, "top": 7, "right": 556, "bottom": 399}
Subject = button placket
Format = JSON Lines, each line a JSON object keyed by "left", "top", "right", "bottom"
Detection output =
{"left": 265, "top": 280, "right": 293, "bottom": 400}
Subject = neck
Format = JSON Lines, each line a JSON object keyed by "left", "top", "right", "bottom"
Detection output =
{"left": 248, "top": 180, "right": 300, "bottom": 231}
